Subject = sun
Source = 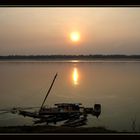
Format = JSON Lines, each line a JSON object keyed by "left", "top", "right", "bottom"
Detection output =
{"left": 70, "top": 32, "right": 80, "bottom": 42}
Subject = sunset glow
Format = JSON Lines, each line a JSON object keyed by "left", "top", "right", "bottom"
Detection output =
{"left": 70, "top": 32, "right": 80, "bottom": 42}
{"left": 72, "top": 67, "right": 79, "bottom": 85}
{"left": 0, "top": 8, "right": 140, "bottom": 55}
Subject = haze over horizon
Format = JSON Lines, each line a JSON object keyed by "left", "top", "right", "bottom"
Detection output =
{"left": 0, "top": 8, "right": 140, "bottom": 55}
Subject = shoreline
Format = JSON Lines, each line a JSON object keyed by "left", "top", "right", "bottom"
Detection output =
{"left": 0, "top": 125, "right": 117, "bottom": 133}
{"left": 0, "top": 55, "right": 140, "bottom": 61}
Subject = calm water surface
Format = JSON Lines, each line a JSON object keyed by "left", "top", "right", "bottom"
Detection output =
{"left": 0, "top": 60, "right": 140, "bottom": 132}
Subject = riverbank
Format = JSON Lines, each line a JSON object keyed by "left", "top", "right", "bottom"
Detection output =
{"left": 0, "top": 125, "right": 117, "bottom": 133}
{"left": 0, "top": 55, "right": 140, "bottom": 61}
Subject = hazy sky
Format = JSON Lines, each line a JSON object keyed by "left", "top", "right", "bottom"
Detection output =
{"left": 0, "top": 8, "right": 140, "bottom": 55}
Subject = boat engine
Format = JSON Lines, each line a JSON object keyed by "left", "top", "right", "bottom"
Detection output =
{"left": 93, "top": 104, "right": 101, "bottom": 118}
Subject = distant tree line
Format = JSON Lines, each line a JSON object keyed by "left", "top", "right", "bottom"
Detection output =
{"left": 0, "top": 54, "right": 140, "bottom": 60}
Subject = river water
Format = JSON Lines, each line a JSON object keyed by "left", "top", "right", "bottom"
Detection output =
{"left": 0, "top": 60, "right": 140, "bottom": 132}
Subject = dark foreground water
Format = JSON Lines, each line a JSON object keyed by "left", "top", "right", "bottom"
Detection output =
{"left": 0, "top": 60, "right": 140, "bottom": 132}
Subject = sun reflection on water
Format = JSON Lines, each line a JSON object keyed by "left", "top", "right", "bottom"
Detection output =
{"left": 72, "top": 67, "right": 79, "bottom": 86}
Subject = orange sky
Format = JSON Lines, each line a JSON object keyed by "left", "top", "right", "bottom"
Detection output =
{"left": 0, "top": 8, "right": 140, "bottom": 55}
